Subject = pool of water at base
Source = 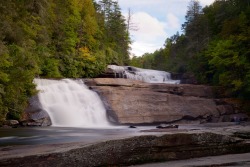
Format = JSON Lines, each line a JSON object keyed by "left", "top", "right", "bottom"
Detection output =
{"left": 0, "top": 126, "right": 156, "bottom": 147}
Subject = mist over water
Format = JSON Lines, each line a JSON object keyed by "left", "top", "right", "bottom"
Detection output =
{"left": 34, "top": 79, "right": 111, "bottom": 128}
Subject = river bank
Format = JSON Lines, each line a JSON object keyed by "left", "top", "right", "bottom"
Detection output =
{"left": 133, "top": 152, "right": 250, "bottom": 167}
{"left": 1, "top": 123, "right": 250, "bottom": 166}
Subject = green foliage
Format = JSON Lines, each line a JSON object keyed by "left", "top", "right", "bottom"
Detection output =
{"left": 130, "top": 56, "right": 143, "bottom": 68}
{"left": 41, "top": 58, "right": 62, "bottom": 78}
{"left": 129, "top": 0, "right": 250, "bottom": 100}
{"left": 0, "top": 0, "right": 131, "bottom": 122}
{"left": 0, "top": 43, "right": 11, "bottom": 122}
{"left": 96, "top": 0, "right": 131, "bottom": 65}
{"left": 205, "top": 40, "right": 244, "bottom": 92}
{"left": 5, "top": 45, "right": 39, "bottom": 120}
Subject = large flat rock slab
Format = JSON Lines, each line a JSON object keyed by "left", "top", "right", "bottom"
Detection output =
{"left": 85, "top": 78, "right": 248, "bottom": 124}
{"left": 94, "top": 86, "right": 218, "bottom": 124}
{"left": 88, "top": 78, "right": 215, "bottom": 98}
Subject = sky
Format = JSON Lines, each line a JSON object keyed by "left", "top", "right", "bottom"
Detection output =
{"left": 116, "top": 0, "right": 215, "bottom": 56}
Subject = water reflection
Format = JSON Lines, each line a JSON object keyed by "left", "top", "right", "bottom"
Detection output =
{"left": 0, "top": 126, "right": 148, "bottom": 147}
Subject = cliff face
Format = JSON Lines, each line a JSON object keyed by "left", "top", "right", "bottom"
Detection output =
{"left": 23, "top": 78, "right": 248, "bottom": 126}
{"left": 86, "top": 78, "right": 248, "bottom": 125}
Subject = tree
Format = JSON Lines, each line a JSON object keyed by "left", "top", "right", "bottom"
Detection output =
{"left": 96, "top": 0, "right": 131, "bottom": 65}
{"left": 126, "top": 8, "right": 138, "bottom": 34}
{"left": 128, "top": 0, "right": 250, "bottom": 101}
{"left": 182, "top": 0, "right": 202, "bottom": 32}
{"left": 0, "top": 0, "right": 132, "bottom": 122}
{"left": 0, "top": 42, "right": 11, "bottom": 122}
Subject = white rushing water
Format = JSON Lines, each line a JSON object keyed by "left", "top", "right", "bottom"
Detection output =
{"left": 108, "top": 65, "right": 180, "bottom": 84}
{"left": 34, "top": 79, "right": 111, "bottom": 128}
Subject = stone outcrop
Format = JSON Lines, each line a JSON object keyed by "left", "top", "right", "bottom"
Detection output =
{"left": 1, "top": 96, "right": 51, "bottom": 127}
{"left": 23, "top": 78, "right": 248, "bottom": 126}
{"left": 2, "top": 120, "right": 19, "bottom": 128}
{"left": 23, "top": 95, "right": 51, "bottom": 126}
{"left": 86, "top": 78, "right": 248, "bottom": 124}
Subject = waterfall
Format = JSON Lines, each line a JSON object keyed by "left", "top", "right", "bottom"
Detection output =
{"left": 34, "top": 79, "right": 111, "bottom": 128}
{"left": 108, "top": 65, "right": 180, "bottom": 84}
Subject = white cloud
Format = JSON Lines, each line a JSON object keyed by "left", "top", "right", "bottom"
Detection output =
{"left": 118, "top": 0, "right": 215, "bottom": 7}
{"left": 129, "top": 12, "right": 167, "bottom": 56}
{"left": 166, "top": 13, "right": 180, "bottom": 29}
{"left": 199, "top": 0, "right": 215, "bottom": 6}
{"left": 131, "top": 41, "right": 164, "bottom": 56}
{"left": 117, "top": 0, "right": 216, "bottom": 56}
{"left": 131, "top": 12, "right": 167, "bottom": 41}
{"left": 118, "top": 0, "right": 166, "bottom": 7}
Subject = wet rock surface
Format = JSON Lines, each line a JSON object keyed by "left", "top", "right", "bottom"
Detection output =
{"left": 23, "top": 95, "right": 51, "bottom": 126}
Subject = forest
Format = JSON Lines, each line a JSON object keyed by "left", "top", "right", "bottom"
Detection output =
{"left": 0, "top": 0, "right": 130, "bottom": 122}
{"left": 0, "top": 0, "right": 249, "bottom": 123}
{"left": 131, "top": 0, "right": 250, "bottom": 100}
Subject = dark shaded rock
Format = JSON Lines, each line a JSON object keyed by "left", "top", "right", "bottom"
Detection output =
{"left": 1, "top": 125, "right": 12, "bottom": 128}
{"left": 20, "top": 117, "right": 51, "bottom": 127}
{"left": 95, "top": 68, "right": 117, "bottom": 78}
{"left": 219, "top": 113, "right": 249, "bottom": 123}
{"left": 4, "top": 120, "right": 19, "bottom": 126}
{"left": 220, "top": 98, "right": 247, "bottom": 113}
{"left": 156, "top": 124, "right": 179, "bottom": 129}
{"left": 129, "top": 125, "right": 136, "bottom": 128}
{"left": 25, "top": 96, "right": 43, "bottom": 113}
{"left": 217, "top": 105, "right": 234, "bottom": 115}
{"left": 234, "top": 131, "right": 250, "bottom": 139}
{"left": 214, "top": 99, "right": 229, "bottom": 105}
{"left": 23, "top": 95, "right": 51, "bottom": 126}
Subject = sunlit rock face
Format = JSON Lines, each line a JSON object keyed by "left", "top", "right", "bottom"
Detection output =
{"left": 87, "top": 78, "right": 248, "bottom": 124}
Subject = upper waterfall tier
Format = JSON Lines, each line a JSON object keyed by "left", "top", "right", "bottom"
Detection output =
{"left": 34, "top": 79, "right": 111, "bottom": 128}
{"left": 107, "top": 65, "right": 180, "bottom": 84}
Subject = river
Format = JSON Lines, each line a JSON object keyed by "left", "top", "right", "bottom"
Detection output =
{"left": 0, "top": 126, "right": 156, "bottom": 147}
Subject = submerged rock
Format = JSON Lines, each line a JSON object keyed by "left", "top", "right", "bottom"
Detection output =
{"left": 156, "top": 124, "right": 179, "bottom": 129}
{"left": 129, "top": 125, "right": 136, "bottom": 128}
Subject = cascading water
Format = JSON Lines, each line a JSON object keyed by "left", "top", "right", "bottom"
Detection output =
{"left": 108, "top": 65, "right": 180, "bottom": 84}
{"left": 34, "top": 79, "right": 111, "bottom": 128}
